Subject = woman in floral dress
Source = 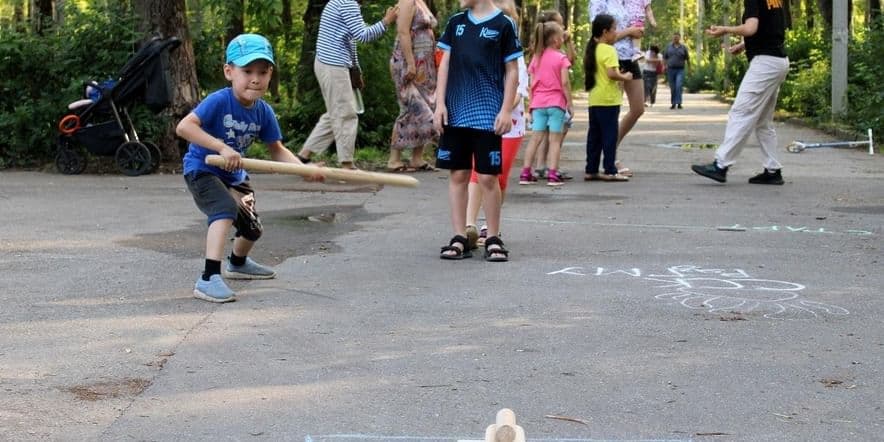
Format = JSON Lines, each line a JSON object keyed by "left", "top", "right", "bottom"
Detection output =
{"left": 386, "top": 0, "right": 438, "bottom": 171}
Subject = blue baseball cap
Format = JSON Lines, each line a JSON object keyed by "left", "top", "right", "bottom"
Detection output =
{"left": 226, "top": 34, "right": 275, "bottom": 66}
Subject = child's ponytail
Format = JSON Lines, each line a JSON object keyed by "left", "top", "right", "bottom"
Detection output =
{"left": 531, "top": 21, "right": 546, "bottom": 61}
{"left": 530, "top": 21, "right": 564, "bottom": 64}
{"left": 584, "top": 14, "right": 615, "bottom": 91}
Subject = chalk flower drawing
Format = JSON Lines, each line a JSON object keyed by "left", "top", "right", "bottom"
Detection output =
{"left": 548, "top": 264, "right": 850, "bottom": 320}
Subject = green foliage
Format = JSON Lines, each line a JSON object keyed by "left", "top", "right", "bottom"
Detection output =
{"left": 684, "top": 60, "right": 716, "bottom": 93}
{"left": 0, "top": 3, "right": 164, "bottom": 168}
{"left": 780, "top": 58, "right": 830, "bottom": 120}
{"left": 845, "top": 18, "right": 883, "bottom": 135}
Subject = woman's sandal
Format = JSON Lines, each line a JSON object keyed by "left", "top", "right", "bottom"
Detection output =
{"left": 615, "top": 161, "right": 634, "bottom": 177}
{"left": 386, "top": 163, "right": 415, "bottom": 173}
{"left": 440, "top": 235, "right": 473, "bottom": 260}
{"left": 411, "top": 162, "right": 436, "bottom": 172}
{"left": 484, "top": 236, "right": 509, "bottom": 262}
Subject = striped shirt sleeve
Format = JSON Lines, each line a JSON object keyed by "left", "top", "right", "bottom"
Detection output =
{"left": 339, "top": 0, "right": 386, "bottom": 43}
{"left": 316, "top": 0, "right": 387, "bottom": 68}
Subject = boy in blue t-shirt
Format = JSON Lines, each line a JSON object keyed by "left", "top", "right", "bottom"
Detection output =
{"left": 434, "top": 0, "right": 522, "bottom": 262}
{"left": 177, "top": 34, "right": 315, "bottom": 303}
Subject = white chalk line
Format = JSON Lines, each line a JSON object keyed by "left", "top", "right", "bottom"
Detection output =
{"left": 502, "top": 217, "right": 874, "bottom": 236}
{"left": 305, "top": 436, "right": 689, "bottom": 442}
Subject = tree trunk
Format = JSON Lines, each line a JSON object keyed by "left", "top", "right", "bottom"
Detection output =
{"left": 13, "top": 0, "right": 24, "bottom": 31}
{"left": 804, "top": 0, "right": 814, "bottom": 28}
{"left": 818, "top": 0, "right": 854, "bottom": 34}
{"left": 783, "top": 0, "right": 797, "bottom": 29}
{"left": 869, "top": 0, "right": 881, "bottom": 25}
{"left": 558, "top": 0, "right": 569, "bottom": 28}
{"left": 521, "top": 3, "right": 537, "bottom": 49}
{"left": 134, "top": 0, "right": 200, "bottom": 161}
{"left": 270, "top": 0, "right": 294, "bottom": 99}
{"left": 54, "top": 0, "right": 65, "bottom": 27}
{"left": 225, "top": 0, "right": 245, "bottom": 48}
{"left": 33, "top": 0, "right": 53, "bottom": 34}
{"left": 296, "top": 0, "right": 327, "bottom": 99}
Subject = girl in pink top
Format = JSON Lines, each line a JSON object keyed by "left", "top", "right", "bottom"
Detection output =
{"left": 519, "top": 21, "right": 573, "bottom": 186}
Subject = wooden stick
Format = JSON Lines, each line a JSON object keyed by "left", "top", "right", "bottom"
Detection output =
{"left": 205, "top": 155, "right": 419, "bottom": 188}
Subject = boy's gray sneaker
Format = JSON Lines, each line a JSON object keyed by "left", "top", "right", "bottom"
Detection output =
{"left": 225, "top": 257, "right": 277, "bottom": 280}
{"left": 194, "top": 275, "right": 236, "bottom": 303}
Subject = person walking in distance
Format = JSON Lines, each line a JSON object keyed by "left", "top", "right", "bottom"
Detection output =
{"left": 297, "top": 0, "right": 398, "bottom": 170}
{"left": 641, "top": 44, "right": 662, "bottom": 106}
{"left": 662, "top": 32, "right": 689, "bottom": 109}
{"left": 691, "top": 0, "right": 790, "bottom": 185}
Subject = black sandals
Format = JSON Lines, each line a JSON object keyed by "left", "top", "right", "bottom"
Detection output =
{"left": 483, "top": 236, "right": 509, "bottom": 262}
{"left": 440, "top": 235, "right": 472, "bottom": 260}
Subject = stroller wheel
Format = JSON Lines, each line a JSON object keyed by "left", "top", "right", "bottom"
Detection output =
{"left": 143, "top": 141, "right": 162, "bottom": 173}
{"left": 115, "top": 141, "right": 152, "bottom": 176}
{"left": 56, "top": 138, "right": 88, "bottom": 175}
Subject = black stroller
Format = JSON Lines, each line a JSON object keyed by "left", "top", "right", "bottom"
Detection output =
{"left": 56, "top": 36, "right": 181, "bottom": 176}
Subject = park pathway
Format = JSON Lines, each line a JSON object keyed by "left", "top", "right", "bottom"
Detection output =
{"left": 0, "top": 87, "right": 881, "bottom": 441}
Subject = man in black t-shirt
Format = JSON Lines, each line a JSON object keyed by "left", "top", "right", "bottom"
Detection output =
{"left": 691, "top": 0, "right": 790, "bottom": 185}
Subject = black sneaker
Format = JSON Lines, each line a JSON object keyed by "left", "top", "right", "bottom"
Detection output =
{"left": 748, "top": 169, "right": 784, "bottom": 185}
{"left": 670, "top": 104, "right": 676, "bottom": 109}
{"left": 691, "top": 162, "right": 728, "bottom": 183}
{"left": 677, "top": 104, "right": 683, "bottom": 109}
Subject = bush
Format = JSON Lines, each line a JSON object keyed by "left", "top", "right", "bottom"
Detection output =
{"left": 780, "top": 58, "right": 830, "bottom": 120}
{"left": 0, "top": 3, "right": 165, "bottom": 169}
{"left": 845, "top": 19, "right": 883, "bottom": 136}
{"left": 684, "top": 61, "right": 716, "bottom": 93}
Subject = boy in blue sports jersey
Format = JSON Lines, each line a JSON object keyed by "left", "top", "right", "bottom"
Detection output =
{"left": 177, "top": 34, "right": 318, "bottom": 303}
{"left": 434, "top": 0, "right": 522, "bottom": 262}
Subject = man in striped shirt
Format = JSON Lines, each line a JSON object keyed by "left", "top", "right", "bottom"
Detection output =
{"left": 297, "top": 0, "right": 398, "bottom": 170}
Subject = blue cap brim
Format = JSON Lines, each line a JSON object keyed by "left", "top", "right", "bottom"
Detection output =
{"left": 228, "top": 54, "right": 275, "bottom": 66}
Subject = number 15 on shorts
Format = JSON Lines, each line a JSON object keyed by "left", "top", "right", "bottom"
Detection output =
{"left": 489, "top": 151, "right": 501, "bottom": 167}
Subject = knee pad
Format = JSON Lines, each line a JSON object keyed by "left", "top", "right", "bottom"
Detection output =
{"left": 234, "top": 205, "right": 263, "bottom": 241}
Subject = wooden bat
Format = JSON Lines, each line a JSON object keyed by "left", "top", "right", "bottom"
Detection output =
{"left": 205, "top": 155, "right": 419, "bottom": 188}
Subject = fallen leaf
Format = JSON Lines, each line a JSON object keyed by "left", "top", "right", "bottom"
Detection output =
{"left": 821, "top": 378, "right": 844, "bottom": 387}
{"left": 544, "top": 414, "right": 588, "bottom": 425}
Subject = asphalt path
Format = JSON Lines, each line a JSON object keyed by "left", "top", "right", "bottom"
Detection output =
{"left": 1, "top": 88, "right": 881, "bottom": 441}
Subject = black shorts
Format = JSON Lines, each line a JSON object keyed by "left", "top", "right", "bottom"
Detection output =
{"left": 184, "top": 172, "right": 263, "bottom": 241}
{"left": 436, "top": 126, "right": 502, "bottom": 175}
{"left": 619, "top": 59, "right": 643, "bottom": 80}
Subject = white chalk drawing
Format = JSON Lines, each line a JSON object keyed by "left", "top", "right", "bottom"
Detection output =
{"left": 548, "top": 264, "right": 850, "bottom": 320}
{"left": 503, "top": 217, "right": 875, "bottom": 236}
{"left": 305, "top": 435, "right": 689, "bottom": 442}
{"left": 722, "top": 224, "right": 874, "bottom": 236}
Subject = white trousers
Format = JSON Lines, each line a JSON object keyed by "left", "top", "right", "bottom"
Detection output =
{"left": 715, "top": 55, "right": 790, "bottom": 170}
{"left": 303, "top": 60, "right": 359, "bottom": 162}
